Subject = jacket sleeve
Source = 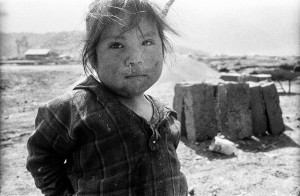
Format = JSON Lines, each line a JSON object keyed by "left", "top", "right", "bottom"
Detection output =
{"left": 26, "top": 103, "right": 76, "bottom": 196}
{"left": 168, "top": 111, "right": 181, "bottom": 149}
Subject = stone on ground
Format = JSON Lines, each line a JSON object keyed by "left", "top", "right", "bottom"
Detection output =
{"left": 248, "top": 82, "right": 268, "bottom": 136}
{"left": 261, "top": 82, "right": 285, "bottom": 135}
{"left": 173, "top": 82, "right": 218, "bottom": 141}
{"left": 216, "top": 82, "right": 253, "bottom": 140}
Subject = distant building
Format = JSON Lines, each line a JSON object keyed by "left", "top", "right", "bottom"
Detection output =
{"left": 24, "top": 49, "right": 58, "bottom": 60}
{"left": 58, "top": 53, "right": 72, "bottom": 60}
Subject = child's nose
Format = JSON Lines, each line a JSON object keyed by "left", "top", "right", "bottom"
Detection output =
{"left": 125, "top": 47, "right": 144, "bottom": 67}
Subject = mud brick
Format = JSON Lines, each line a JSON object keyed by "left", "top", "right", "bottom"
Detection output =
{"left": 248, "top": 82, "right": 268, "bottom": 136}
{"left": 173, "top": 82, "right": 218, "bottom": 141}
{"left": 173, "top": 82, "right": 195, "bottom": 141}
{"left": 216, "top": 82, "right": 253, "bottom": 140}
{"left": 247, "top": 74, "right": 272, "bottom": 82}
{"left": 221, "top": 73, "right": 272, "bottom": 83}
{"left": 173, "top": 82, "right": 188, "bottom": 121}
{"left": 261, "top": 82, "right": 285, "bottom": 135}
{"left": 220, "top": 73, "right": 241, "bottom": 82}
{"left": 173, "top": 82, "right": 193, "bottom": 140}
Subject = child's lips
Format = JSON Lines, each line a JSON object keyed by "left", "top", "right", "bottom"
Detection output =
{"left": 125, "top": 74, "right": 147, "bottom": 78}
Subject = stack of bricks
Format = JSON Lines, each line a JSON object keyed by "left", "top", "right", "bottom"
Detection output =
{"left": 173, "top": 80, "right": 285, "bottom": 141}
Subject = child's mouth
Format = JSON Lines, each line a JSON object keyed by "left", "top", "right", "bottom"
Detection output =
{"left": 125, "top": 75, "right": 146, "bottom": 78}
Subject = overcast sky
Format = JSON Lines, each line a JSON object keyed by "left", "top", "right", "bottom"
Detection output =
{"left": 1, "top": 0, "right": 299, "bottom": 56}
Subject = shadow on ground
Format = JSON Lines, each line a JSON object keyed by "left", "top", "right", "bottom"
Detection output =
{"left": 278, "top": 92, "right": 300, "bottom": 96}
{"left": 180, "top": 125, "right": 300, "bottom": 161}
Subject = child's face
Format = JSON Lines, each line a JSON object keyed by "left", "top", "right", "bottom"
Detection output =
{"left": 95, "top": 17, "right": 164, "bottom": 98}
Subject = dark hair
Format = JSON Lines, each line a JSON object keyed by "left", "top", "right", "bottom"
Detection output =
{"left": 82, "top": 0, "right": 177, "bottom": 75}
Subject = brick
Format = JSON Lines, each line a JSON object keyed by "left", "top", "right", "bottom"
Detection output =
{"left": 220, "top": 73, "right": 241, "bottom": 82}
{"left": 248, "top": 82, "right": 268, "bottom": 136}
{"left": 216, "top": 82, "right": 253, "bottom": 140}
{"left": 173, "top": 82, "right": 218, "bottom": 141}
{"left": 261, "top": 82, "right": 285, "bottom": 135}
{"left": 173, "top": 82, "right": 193, "bottom": 140}
{"left": 247, "top": 74, "right": 272, "bottom": 82}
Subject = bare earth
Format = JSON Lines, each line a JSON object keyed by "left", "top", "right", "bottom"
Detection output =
{"left": 1, "top": 55, "right": 299, "bottom": 196}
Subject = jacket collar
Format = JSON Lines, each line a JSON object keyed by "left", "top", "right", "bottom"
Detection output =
{"left": 73, "top": 75, "right": 120, "bottom": 106}
{"left": 73, "top": 75, "right": 177, "bottom": 119}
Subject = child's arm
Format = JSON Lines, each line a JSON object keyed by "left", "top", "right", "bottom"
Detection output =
{"left": 26, "top": 104, "right": 76, "bottom": 196}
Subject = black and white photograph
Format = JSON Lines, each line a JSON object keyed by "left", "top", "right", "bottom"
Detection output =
{"left": 0, "top": 0, "right": 299, "bottom": 195}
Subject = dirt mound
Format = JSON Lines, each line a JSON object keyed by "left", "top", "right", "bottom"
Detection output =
{"left": 161, "top": 53, "right": 219, "bottom": 83}
{"left": 148, "top": 53, "right": 219, "bottom": 106}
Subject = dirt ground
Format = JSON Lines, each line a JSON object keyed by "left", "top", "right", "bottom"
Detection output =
{"left": 0, "top": 59, "right": 299, "bottom": 195}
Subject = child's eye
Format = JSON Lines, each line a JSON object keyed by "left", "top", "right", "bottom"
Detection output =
{"left": 109, "top": 42, "right": 124, "bottom": 49}
{"left": 142, "top": 40, "right": 154, "bottom": 46}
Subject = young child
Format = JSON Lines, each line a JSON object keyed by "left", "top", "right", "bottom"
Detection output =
{"left": 26, "top": 0, "right": 188, "bottom": 195}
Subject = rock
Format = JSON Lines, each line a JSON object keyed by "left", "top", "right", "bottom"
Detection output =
{"left": 248, "top": 82, "right": 268, "bottom": 136}
{"left": 261, "top": 82, "right": 285, "bottom": 135}
{"left": 216, "top": 82, "right": 253, "bottom": 140}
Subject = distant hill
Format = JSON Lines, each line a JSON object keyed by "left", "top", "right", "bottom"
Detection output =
{"left": 174, "top": 45, "right": 208, "bottom": 56}
{"left": 0, "top": 31, "right": 85, "bottom": 59}
{"left": 0, "top": 31, "right": 208, "bottom": 59}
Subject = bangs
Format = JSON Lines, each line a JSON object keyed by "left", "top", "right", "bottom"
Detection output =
{"left": 88, "top": 0, "right": 163, "bottom": 33}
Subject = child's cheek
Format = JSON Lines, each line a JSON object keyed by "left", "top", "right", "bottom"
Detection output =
{"left": 146, "top": 47, "right": 163, "bottom": 64}
{"left": 103, "top": 54, "right": 126, "bottom": 72}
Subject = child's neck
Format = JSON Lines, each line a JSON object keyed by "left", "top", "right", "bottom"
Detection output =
{"left": 118, "top": 94, "right": 153, "bottom": 122}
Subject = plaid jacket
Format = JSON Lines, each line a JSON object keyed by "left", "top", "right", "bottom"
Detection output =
{"left": 26, "top": 75, "right": 188, "bottom": 196}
